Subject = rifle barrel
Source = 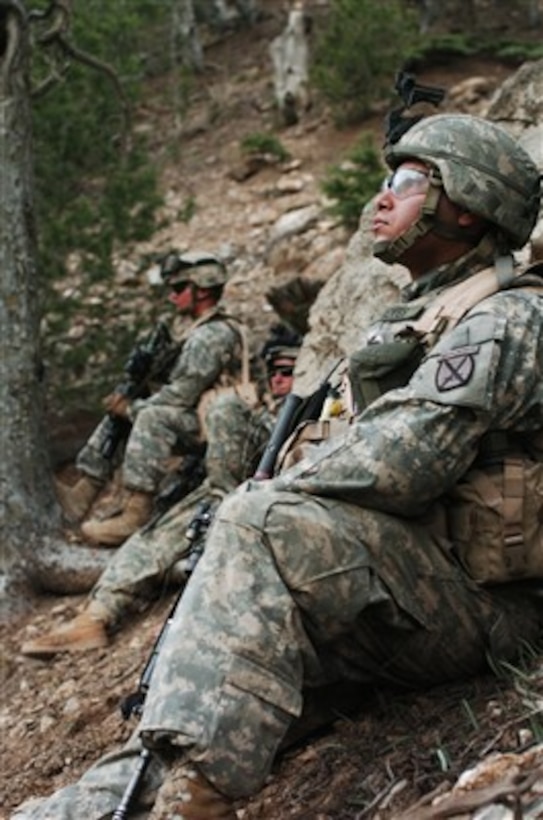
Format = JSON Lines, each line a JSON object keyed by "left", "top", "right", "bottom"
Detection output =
{"left": 111, "top": 748, "right": 152, "bottom": 820}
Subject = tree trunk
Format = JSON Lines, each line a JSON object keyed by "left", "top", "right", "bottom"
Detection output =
{"left": 0, "top": 1, "right": 109, "bottom": 620}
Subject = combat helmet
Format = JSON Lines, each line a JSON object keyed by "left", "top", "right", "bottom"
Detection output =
{"left": 160, "top": 250, "right": 228, "bottom": 289}
{"left": 376, "top": 113, "right": 541, "bottom": 262}
{"left": 261, "top": 323, "right": 302, "bottom": 369}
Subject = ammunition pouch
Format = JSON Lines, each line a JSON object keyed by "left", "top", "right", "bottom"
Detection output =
{"left": 448, "top": 454, "right": 543, "bottom": 584}
{"left": 348, "top": 337, "right": 424, "bottom": 412}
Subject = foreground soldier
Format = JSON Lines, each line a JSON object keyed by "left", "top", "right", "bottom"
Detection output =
{"left": 21, "top": 327, "right": 301, "bottom": 656}
{"left": 13, "top": 114, "right": 543, "bottom": 819}
{"left": 56, "top": 252, "right": 248, "bottom": 546}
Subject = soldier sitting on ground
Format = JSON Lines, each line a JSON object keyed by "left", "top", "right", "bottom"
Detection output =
{"left": 21, "top": 324, "right": 302, "bottom": 657}
{"left": 55, "top": 251, "right": 250, "bottom": 548}
{"left": 12, "top": 113, "right": 543, "bottom": 820}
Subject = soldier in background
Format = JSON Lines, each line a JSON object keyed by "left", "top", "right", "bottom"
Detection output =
{"left": 55, "top": 251, "right": 250, "bottom": 548}
{"left": 21, "top": 325, "right": 302, "bottom": 657}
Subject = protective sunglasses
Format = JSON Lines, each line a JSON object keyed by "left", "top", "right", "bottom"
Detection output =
{"left": 269, "top": 365, "right": 295, "bottom": 377}
{"left": 170, "top": 280, "right": 189, "bottom": 294}
{"left": 382, "top": 167, "right": 430, "bottom": 199}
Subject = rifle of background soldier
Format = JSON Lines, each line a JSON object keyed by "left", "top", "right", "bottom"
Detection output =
{"left": 100, "top": 321, "right": 177, "bottom": 460}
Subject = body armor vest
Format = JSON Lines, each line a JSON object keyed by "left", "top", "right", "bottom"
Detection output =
{"left": 347, "top": 261, "right": 543, "bottom": 584}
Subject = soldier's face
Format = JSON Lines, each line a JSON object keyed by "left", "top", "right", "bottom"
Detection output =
{"left": 168, "top": 283, "right": 195, "bottom": 314}
{"left": 372, "top": 160, "right": 430, "bottom": 241}
{"left": 268, "top": 357, "right": 295, "bottom": 398}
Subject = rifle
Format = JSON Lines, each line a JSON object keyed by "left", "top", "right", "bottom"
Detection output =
{"left": 113, "top": 501, "right": 214, "bottom": 819}
{"left": 254, "top": 358, "right": 342, "bottom": 480}
{"left": 120, "top": 500, "right": 213, "bottom": 722}
{"left": 100, "top": 322, "right": 176, "bottom": 460}
{"left": 385, "top": 70, "right": 446, "bottom": 146}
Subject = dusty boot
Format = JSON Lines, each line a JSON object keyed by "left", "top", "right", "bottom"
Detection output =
{"left": 54, "top": 474, "right": 103, "bottom": 523}
{"left": 150, "top": 761, "right": 236, "bottom": 819}
{"left": 81, "top": 490, "right": 154, "bottom": 546}
{"left": 20, "top": 602, "right": 110, "bottom": 657}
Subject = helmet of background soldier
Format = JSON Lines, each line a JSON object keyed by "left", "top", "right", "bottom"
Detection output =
{"left": 261, "top": 323, "right": 303, "bottom": 370}
{"left": 160, "top": 250, "right": 228, "bottom": 290}
{"left": 385, "top": 113, "right": 541, "bottom": 250}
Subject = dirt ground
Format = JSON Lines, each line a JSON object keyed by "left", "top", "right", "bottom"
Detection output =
{"left": 2, "top": 3, "right": 543, "bottom": 818}
{"left": 3, "top": 596, "right": 542, "bottom": 818}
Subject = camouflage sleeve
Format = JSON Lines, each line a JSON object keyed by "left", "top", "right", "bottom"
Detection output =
{"left": 132, "top": 320, "right": 240, "bottom": 412}
{"left": 270, "top": 290, "right": 542, "bottom": 516}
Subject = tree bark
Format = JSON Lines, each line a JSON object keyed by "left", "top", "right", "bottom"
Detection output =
{"left": 0, "top": 1, "right": 108, "bottom": 620}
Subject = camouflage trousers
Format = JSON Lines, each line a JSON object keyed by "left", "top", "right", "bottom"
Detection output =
{"left": 14, "top": 487, "right": 543, "bottom": 818}
{"left": 77, "top": 404, "right": 201, "bottom": 493}
{"left": 89, "top": 394, "right": 274, "bottom": 626}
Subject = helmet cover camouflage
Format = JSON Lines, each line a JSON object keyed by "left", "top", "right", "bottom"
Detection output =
{"left": 385, "top": 114, "right": 541, "bottom": 249}
{"left": 261, "top": 323, "right": 302, "bottom": 367}
{"left": 160, "top": 251, "right": 228, "bottom": 289}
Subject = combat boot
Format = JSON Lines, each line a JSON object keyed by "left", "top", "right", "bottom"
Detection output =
{"left": 149, "top": 761, "right": 236, "bottom": 819}
{"left": 54, "top": 474, "right": 103, "bottom": 523}
{"left": 81, "top": 490, "right": 154, "bottom": 546}
{"left": 20, "top": 602, "right": 110, "bottom": 657}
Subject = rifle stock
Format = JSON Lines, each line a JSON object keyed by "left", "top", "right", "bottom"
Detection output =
{"left": 253, "top": 393, "right": 304, "bottom": 480}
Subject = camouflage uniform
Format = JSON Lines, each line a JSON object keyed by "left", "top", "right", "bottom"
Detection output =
{"left": 77, "top": 308, "right": 244, "bottom": 494}
{"left": 86, "top": 391, "right": 277, "bottom": 627}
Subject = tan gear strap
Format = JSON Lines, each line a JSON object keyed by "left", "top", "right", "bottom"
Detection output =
{"left": 410, "top": 262, "right": 511, "bottom": 342}
{"left": 502, "top": 457, "right": 526, "bottom": 576}
{"left": 411, "top": 258, "right": 542, "bottom": 346}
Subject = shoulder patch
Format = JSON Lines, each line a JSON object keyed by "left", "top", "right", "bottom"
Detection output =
{"left": 434, "top": 344, "right": 479, "bottom": 392}
{"left": 409, "top": 313, "right": 506, "bottom": 410}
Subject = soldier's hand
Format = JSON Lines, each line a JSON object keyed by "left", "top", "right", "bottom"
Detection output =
{"left": 103, "top": 392, "right": 130, "bottom": 419}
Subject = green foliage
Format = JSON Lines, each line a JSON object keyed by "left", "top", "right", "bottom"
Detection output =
{"left": 31, "top": 1, "right": 168, "bottom": 289}
{"left": 411, "top": 32, "right": 543, "bottom": 63}
{"left": 240, "top": 132, "right": 291, "bottom": 162}
{"left": 28, "top": 2, "right": 181, "bottom": 410}
{"left": 179, "top": 196, "right": 198, "bottom": 223}
{"left": 312, "top": 0, "right": 420, "bottom": 125}
{"left": 321, "top": 133, "right": 385, "bottom": 230}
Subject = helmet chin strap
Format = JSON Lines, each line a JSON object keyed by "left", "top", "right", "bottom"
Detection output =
{"left": 373, "top": 177, "right": 443, "bottom": 264}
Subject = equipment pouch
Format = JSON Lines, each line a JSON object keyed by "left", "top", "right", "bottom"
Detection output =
{"left": 448, "top": 458, "right": 543, "bottom": 584}
{"left": 348, "top": 337, "right": 424, "bottom": 413}
{"left": 277, "top": 417, "right": 351, "bottom": 472}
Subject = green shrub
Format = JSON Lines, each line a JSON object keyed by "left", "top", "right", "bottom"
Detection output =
{"left": 240, "top": 132, "right": 291, "bottom": 162}
{"left": 312, "top": 0, "right": 420, "bottom": 124}
{"left": 321, "top": 133, "right": 385, "bottom": 230}
{"left": 32, "top": 2, "right": 167, "bottom": 289}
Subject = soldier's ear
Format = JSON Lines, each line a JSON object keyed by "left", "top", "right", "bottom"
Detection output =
{"left": 458, "top": 210, "right": 483, "bottom": 229}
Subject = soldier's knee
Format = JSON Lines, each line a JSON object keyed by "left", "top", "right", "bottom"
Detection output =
{"left": 215, "top": 484, "right": 294, "bottom": 532}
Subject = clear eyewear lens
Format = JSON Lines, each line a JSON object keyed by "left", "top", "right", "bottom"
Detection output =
{"left": 382, "top": 168, "right": 430, "bottom": 199}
